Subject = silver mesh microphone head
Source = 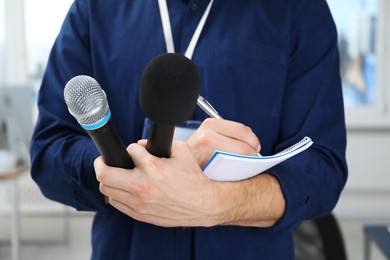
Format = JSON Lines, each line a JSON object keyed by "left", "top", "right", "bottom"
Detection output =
{"left": 64, "top": 75, "right": 110, "bottom": 126}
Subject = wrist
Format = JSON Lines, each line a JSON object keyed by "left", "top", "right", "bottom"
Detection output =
{"left": 210, "top": 174, "right": 285, "bottom": 227}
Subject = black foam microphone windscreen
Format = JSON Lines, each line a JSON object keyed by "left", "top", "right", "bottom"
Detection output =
{"left": 139, "top": 53, "right": 200, "bottom": 157}
{"left": 139, "top": 53, "right": 201, "bottom": 125}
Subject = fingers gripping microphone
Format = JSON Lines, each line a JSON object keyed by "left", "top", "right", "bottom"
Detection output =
{"left": 64, "top": 75, "right": 135, "bottom": 169}
{"left": 139, "top": 53, "right": 200, "bottom": 158}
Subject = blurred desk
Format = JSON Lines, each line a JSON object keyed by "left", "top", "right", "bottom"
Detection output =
{"left": 0, "top": 165, "right": 29, "bottom": 260}
{"left": 0, "top": 165, "right": 28, "bottom": 180}
{"left": 364, "top": 224, "right": 390, "bottom": 260}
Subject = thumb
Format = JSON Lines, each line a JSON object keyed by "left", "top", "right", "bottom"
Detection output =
{"left": 126, "top": 142, "right": 155, "bottom": 167}
{"left": 137, "top": 139, "right": 147, "bottom": 147}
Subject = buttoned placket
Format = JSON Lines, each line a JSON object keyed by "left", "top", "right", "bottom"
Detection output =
{"left": 157, "top": 1, "right": 214, "bottom": 258}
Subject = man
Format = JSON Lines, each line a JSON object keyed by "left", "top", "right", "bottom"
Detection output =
{"left": 30, "top": 0, "right": 348, "bottom": 259}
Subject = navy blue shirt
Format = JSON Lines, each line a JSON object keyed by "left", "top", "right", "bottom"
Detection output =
{"left": 30, "top": 0, "right": 348, "bottom": 259}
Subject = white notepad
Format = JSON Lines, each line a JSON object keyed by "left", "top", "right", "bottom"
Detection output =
{"left": 202, "top": 136, "right": 313, "bottom": 181}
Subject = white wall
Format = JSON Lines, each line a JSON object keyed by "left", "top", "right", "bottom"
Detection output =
{"left": 335, "top": 130, "right": 390, "bottom": 217}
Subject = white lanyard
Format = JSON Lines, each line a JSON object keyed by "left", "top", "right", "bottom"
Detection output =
{"left": 158, "top": 0, "right": 214, "bottom": 59}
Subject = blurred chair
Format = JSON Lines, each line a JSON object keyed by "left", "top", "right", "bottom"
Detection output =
{"left": 294, "top": 213, "right": 348, "bottom": 260}
{"left": 363, "top": 223, "right": 390, "bottom": 260}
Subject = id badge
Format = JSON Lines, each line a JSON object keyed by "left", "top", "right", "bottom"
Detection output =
{"left": 142, "top": 118, "right": 201, "bottom": 141}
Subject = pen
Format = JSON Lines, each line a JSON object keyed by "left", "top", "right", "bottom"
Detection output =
{"left": 197, "top": 95, "right": 262, "bottom": 156}
{"left": 197, "top": 95, "right": 222, "bottom": 119}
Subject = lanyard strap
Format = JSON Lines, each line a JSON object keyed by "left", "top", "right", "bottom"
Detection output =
{"left": 158, "top": 0, "right": 214, "bottom": 59}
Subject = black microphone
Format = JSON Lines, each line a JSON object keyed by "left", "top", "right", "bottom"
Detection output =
{"left": 139, "top": 53, "right": 200, "bottom": 158}
{"left": 64, "top": 75, "right": 135, "bottom": 169}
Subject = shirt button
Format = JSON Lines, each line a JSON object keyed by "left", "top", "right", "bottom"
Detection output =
{"left": 190, "top": 3, "right": 197, "bottom": 11}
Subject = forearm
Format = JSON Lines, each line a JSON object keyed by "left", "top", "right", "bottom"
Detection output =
{"left": 210, "top": 174, "right": 285, "bottom": 227}
{"left": 186, "top": 119, "right": 284, "bottom": 227}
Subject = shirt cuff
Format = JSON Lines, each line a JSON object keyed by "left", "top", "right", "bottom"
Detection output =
{"left": 265, "top": 157, "right": 312, "bottom": 232}
{"left": 70, "top": 139, "right": 108, "bottom": 211}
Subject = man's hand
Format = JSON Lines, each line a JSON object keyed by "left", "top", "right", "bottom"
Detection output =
{"left": 95, "top": 141, "right": 224, "bottom": 227}
{"left": 187, "top": 118, "right": 261, "bottom": 167}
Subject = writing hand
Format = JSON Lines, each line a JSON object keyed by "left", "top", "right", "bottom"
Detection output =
{"left": 187, "top": 118, "right": 261, "bottom": 167}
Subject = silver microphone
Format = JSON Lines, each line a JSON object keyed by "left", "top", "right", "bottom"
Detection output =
{"left": 64, "top": 75, "right": 134, "bottom": 168}
{"left": 64, "top": 75, "right": 110, "bottom": 128}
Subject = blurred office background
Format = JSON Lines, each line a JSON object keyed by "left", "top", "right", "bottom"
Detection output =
{"left": 0, "top": 0, "right": 389, "bottom": 259}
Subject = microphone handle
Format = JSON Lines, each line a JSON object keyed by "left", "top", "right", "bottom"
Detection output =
{"left": 146, "top": 122, "right": 174, "bottom": 158}
{"left": 86, "top": 119, "right": 135, "bottom": 169}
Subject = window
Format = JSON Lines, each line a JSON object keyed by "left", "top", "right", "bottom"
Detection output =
{"left": 328, "top": 0, "right": 377, "bottom": 107}
{"left": 24, "top": 0, "right": 73, "bottom": 89}
{"left": 327, "top": 0, "right": 390, "bottom": 128}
